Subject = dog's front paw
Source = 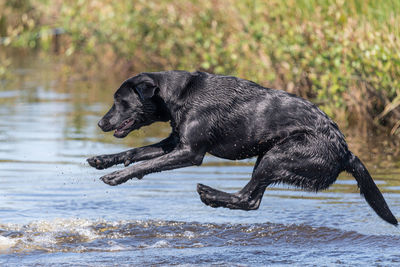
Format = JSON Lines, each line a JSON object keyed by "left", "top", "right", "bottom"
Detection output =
{"left": 87, "top": 155, "right": 118, "bottom": 170}
{"left": 100, "top": 168, "right": 144, "bottom": 186}
{"left": 100, "top": 171, "right": 130, "bottom": 186}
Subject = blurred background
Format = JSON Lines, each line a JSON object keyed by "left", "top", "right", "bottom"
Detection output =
{"left": 1, "top": 0, "right": 400, "bottom": 266}
{"left": 1, "top": 0, "right": 400, "bottom": 136}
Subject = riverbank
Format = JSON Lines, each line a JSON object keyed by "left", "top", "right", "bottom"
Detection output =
{"left": 1, "top": 0, "right": 400, "bottom": 135}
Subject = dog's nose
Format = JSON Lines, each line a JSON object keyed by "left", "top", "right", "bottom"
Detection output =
{"left": 98, "top": 118, "right": 113, "bottom": 132}
{"left": 98, "top": 119, "right": 106, "bottom": 130}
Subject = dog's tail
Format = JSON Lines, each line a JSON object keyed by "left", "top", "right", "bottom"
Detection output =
{"left": 346, "top": 152, "right": 397, "bottom": 225}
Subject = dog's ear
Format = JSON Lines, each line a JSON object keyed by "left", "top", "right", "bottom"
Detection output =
{"left": 135, "top": 82, "right": 158, "bottom": 100}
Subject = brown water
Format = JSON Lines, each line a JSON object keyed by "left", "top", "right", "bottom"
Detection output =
{"left": 0, "top": 54, "right": 400, "bottom": 266}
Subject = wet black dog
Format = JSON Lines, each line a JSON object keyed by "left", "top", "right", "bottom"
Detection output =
{"left": 87, "top": 71, "right": 397, "bottom": 225}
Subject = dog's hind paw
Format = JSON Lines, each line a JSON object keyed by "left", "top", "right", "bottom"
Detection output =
{"left": 197, "top": 183, "right": 219, "bottom": 207}
{"left": 197, "top": 183, "right": 261, "bottom": 210}
{"left": 197, "top": 183, "right": 242, "bottom": 209}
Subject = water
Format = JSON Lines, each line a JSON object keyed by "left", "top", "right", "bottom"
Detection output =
{"left": 0, "top": 56, "right": 400, "bottom": 266}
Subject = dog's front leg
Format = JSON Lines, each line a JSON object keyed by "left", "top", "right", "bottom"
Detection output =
{"left": 87, "top": 134, "right": 177, "bottom": 170}
{"left": 100, "top": 147, "right": 204, "bottom": 186}
{"left": 87, "top": 152, "right": 125, "bottom": 170}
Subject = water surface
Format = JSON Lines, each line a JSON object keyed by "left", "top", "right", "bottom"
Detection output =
{"left": 0, "top": 57, "right": 399, "bottom": 266}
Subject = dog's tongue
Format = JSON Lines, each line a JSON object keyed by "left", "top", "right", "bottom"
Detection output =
{"left": 114, "top": 128, "right": 125, "bottom": 137}
{"left": 114, "top": 119, "right": 135, "bottom": 138}
{"left": 114, "top": 126, "right": 130, "bottom": 138}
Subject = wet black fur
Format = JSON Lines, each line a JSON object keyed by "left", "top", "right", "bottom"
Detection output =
{"left": 87, "top": 71, "right": 397, "bottom": 225}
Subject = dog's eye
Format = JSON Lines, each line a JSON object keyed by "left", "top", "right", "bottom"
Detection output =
{"left": 121, "top": 99, "right": 130, "bottom": 109}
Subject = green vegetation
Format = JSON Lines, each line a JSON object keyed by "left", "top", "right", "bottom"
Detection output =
{"left": 1, "top": 0, "right": 400, "bottom": 135}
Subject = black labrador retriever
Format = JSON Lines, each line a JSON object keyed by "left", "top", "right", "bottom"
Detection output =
{"left": 87, "top": 70, "right": 397, "bottom": 225}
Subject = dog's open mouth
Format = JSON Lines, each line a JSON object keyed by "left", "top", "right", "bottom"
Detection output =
{"left": 114, "top": 118, "right": 135, "bottom": 138}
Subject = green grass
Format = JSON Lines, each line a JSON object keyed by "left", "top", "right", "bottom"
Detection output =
{"left": 1, "top": 0, "right": 400, "bottom": 135}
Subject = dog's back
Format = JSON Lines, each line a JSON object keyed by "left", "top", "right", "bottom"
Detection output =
{"left": 158, "top": 71, "right": 348, "bottom": 160}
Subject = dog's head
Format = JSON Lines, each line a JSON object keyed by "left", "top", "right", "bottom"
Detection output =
{"left": 98, "top": 73, "right": 169, "bottom": 138}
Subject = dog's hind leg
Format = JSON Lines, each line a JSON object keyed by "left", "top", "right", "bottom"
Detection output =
{"left": 197, "top": 133, "right": 344, "bottom": 210}
{"left": 197, "top": 155, "right": 269, "bottom": 210}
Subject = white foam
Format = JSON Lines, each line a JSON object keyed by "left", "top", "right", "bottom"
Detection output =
{"left": 183, "top": 230, "right": 196, "bottom": 238}
{"left": 0, "top": 235, "right": 16, "bottom": 250}
{"left": 106, "top": 240, "right": 131, "bottom": 252}
{"left": 0, "top": 218, "right": 102, "bottom": 253}
{"left": 25, "top": 218, "right": 100, "bottom": 241}
{"left": 148, "top": 240, "right": 171, "bottom": 248}
{"left": 27, "top": 218, "right": 93, "bottom": 232}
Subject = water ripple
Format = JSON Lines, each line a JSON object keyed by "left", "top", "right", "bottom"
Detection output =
{"left": 1, "top": 218, "right": 399, "bottom": 255}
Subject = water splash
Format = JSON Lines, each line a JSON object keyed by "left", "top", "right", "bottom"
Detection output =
{"left": 1, "top": 218, "right": 399, "bottom": 255}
